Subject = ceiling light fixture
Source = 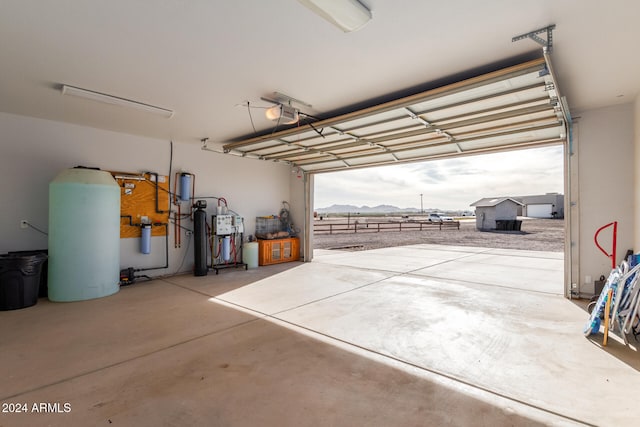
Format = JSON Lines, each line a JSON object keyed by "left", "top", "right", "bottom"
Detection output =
{"left": 297, "top": 0, "right": 372, "bottom": 33}
{"left": 61, "top": 85, "right": 174, "bottom": 118}
{"left": 265, "top": 104, "right": 299, "bottom": 125}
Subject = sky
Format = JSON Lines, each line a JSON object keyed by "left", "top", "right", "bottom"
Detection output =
{"left": 314, "top": 145, "right": 564, "bottom": 211}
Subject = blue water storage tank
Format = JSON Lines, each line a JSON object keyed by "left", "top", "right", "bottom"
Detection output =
{"left": 48, "top": 168, "right": 120, "bottom": 301}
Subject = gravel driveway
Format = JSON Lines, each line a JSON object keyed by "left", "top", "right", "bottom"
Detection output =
{"left": 313, "top": 218, "right": 564, "bottom": 252}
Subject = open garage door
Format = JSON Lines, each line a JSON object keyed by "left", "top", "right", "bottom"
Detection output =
{"left": 218, "top": 54, "right": 572, "bottom": 296}
{"left": 221, "top": 57, "right": 567, "bottom": 173}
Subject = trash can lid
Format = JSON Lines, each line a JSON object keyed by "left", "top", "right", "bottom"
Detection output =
{"left": 0, "top": 253, "right": 47, "bottom": 275}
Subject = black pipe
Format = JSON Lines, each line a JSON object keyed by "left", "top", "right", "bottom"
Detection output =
{"left": 121, "top": 217, "right": 170, "bottom": 272}
{"left": 136, "top": 223, "right": 169, "bottom": 272}
{"left": 146, "top": 172, "right": 167, "bottom": 214}
{"left": 121, "top": 215, "right": 142, "bottom": 227}
{"left": 168, "top": 141, "right": 173, "bottom": 207}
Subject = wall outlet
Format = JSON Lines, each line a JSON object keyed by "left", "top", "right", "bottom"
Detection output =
{"left": 20, "top": 220, "right": 28, "bottom": 229}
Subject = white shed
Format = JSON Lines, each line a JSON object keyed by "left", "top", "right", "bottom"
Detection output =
{"left": 470, "top": 198, "right": 524, "bottom": 231}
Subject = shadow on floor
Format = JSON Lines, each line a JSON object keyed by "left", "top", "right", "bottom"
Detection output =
{"left": 572, "top": 299, "right": 640, "bottom": 372}
{"left": 1, "top": 275, "right": 568, "bottom": 427}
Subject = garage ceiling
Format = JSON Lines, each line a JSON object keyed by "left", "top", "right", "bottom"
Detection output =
{"left": 0, "top": 2, "right": 637, "bottom": 144}
{"left": 222, "top": 58, "right": 566, "bottom": 173}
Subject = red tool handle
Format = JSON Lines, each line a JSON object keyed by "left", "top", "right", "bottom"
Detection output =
{"left": 594, "top": 221, "right": 617, "bottom": 269}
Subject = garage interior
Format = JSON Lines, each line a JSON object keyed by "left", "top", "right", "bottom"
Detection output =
{"left": 1, "top": 1, "right": 640, "bottom": 426}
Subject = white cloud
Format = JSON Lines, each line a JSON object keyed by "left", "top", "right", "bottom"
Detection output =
{"left": 314, "top": 145, "right": 564, "bottom": 210}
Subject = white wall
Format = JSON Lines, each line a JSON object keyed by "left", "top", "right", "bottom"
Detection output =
{"left": 635, "top": 95, "right": 640, "bottom": 250}
{"left": 306, "top": 174, "right": 315, "bottom": 261}
{"left": 288, "top": 167, "right": 307, "bottom": 260}
{"left": 0, "top": 112, "right": 295, "bottom": 276}
{"left": 475, "top": 207, "right": 493, "bottom": 230}
{"left": 496, "top": 201, "right": 518, "bottom": 222}
{"left": 575, "top": 103, "right": 634, "bottom": 293}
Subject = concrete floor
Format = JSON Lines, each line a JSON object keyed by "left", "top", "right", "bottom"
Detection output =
{"left": 1, "top": 244, "right": 638, "bottom": 426}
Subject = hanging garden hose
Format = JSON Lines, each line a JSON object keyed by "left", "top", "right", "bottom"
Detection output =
{"left": 279, "top": 201, "right": 297, "bottom": 235}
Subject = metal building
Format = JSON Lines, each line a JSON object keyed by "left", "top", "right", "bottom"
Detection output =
{"left": 514, "top": 193, "right": 564, "bottom": 218}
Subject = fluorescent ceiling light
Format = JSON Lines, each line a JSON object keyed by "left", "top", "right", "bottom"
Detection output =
{"left": 61, "top": 85, "right": 174, "bottom": 118}
{"left": 297, "top": 0, "right": 372, "bottom": 32}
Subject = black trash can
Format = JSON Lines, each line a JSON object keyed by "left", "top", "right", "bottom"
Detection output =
{"left": 0, "top": 253, "right": 48, "bottom": 310}
{"left": 495, "top": 220, "right": 506, "bottom": 230}
{"left": 514, "top": 220, "right": 522, "bottom": 231}
{"left": 8, "top": 250, "right": 48, "bottom": 297}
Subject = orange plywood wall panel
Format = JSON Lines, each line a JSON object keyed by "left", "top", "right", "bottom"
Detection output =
{"left": 112, "top": 172, "right": 170, "bottom": 238}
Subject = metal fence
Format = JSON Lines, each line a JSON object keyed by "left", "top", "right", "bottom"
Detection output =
{"left": 313, "top": 220, "right": 460, "bottom": 235}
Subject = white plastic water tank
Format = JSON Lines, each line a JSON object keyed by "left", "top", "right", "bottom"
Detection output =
{"left": 242, "top": 242, "right": 259, "bottom": 269}
{"left": 48, "top": 168, "right": 120, "bottom": 301}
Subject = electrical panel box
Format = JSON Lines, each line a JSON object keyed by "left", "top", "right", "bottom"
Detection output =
{"left": 214, "top": 215, "right": 234, "bottom": 235}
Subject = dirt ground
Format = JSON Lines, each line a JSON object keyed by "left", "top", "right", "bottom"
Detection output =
{"left": 313, "top": 217, "right": 565, "bottom": 252}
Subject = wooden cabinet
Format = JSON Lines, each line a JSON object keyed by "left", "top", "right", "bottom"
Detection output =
{"left": 258, "top": 237, "right": 300, "bottom": 266}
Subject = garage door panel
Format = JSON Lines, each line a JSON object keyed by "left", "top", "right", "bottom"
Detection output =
{"left": 527, "top": 204, "right": 554, "bottom": 218}
{"left": 222, "top": 58, "right": 567, "bottom": 173}
{"left": 393, "top": 145, "right": 458, "bottom": 160}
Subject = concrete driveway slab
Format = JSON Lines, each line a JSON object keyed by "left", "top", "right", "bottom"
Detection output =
{"left": 411, "top": 259, "right": 563, "bottom": 294}
{"left": 216, "top": 262, "right": 394, "bottom": 314}
{"left": 275, "top": 274, "right": 638, "bottom": 427}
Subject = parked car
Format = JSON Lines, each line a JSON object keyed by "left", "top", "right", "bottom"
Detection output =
{"left": 427, "top": 213, "right": 442, "bottom": 222}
